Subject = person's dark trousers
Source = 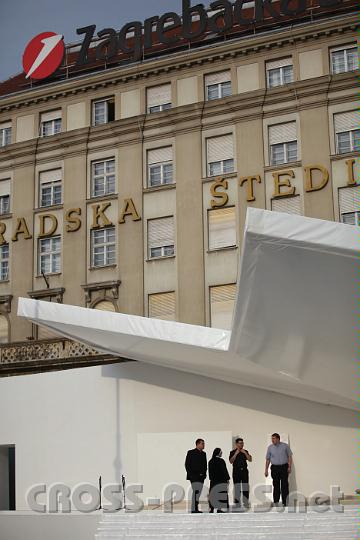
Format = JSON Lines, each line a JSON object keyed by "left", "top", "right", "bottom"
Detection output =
{"left": 190, "top": 481, "right": 204, "bottom": 512}
{"left": 233, "top": 470, "right": 249, "bottom": 507}
{"left": 271, "top": 464, "right": 289, "bottom": 505}
{"left": 209, "top": 483, "right": 229, "bottom": 513}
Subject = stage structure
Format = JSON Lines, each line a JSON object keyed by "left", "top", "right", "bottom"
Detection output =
{"left": 18, "top": 209, "right": 358, "bottom": 411}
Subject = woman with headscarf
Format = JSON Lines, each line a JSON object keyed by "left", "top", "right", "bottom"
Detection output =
{"left": 208, "top": 447, "right": 230, "bottom": 513}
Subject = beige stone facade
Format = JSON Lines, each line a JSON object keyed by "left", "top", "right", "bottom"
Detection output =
{"left": 0, "top": 10, "right": 358, "bottom": 344}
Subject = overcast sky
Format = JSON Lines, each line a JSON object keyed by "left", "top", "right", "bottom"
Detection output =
{"left": 0, "top": 0, "right": 213, "bottom": 82}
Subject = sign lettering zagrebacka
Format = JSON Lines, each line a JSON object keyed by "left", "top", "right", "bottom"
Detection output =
{"left": 22, "top": 0, "right": 342, "bottom": 80}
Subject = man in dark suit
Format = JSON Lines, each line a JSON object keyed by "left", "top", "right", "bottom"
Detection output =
{"left": 185, "top": 438, "right": 207, "bottom": 513}
{"left": 229, "top": 437, "right": 252, "bottom": 509}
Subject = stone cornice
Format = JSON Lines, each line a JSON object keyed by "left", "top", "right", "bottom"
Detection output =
{"left": 0, "top": 11, "right": 357, "bottom": 114}
{"left": 0, "top": 70, "right": 357, "bottom": 171}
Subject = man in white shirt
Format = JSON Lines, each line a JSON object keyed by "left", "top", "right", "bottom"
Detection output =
{"left": 265, "top": 433, "right": 293, "bottom": 506}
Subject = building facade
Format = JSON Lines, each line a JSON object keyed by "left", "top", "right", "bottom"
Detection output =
{"left": 0, "top": 0, "right": 358, "bottom": 512}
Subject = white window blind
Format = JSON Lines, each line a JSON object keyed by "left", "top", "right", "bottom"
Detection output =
{"left": 210, "top": 284, "right": 236, "bottom": 330}
{"left": 149, "top": 292, "right": 176, "bottom": 321}
{"left": 0, "top": 179, "right": 10, "bottom": 197}
{"left": 334, "top": 111, "right": 359, "bottom": 133}
{"left": 147, "top": 84, "right": 172, "bottom": 108}
{"left": 0, "top": 315, "right": 8, "bottom": 343}
{"left": 207, "top": 134, "right": 234, "bottom": 163}
{"left": 209, "top": 207, "right": 236, "bottom": 250}
{"left": 41, "top": 110, "right": 62, "bottom": 122}
{"left": 269, "top": 122, "right": 297, "bottom": 145}
{"left": 148, "top": 147, "right": 173, "bottom": 165}
{"left": 266, "top": 57, "right": 293, "bottom": 70}
{"left": 205, "top": 71, "right": 231, "bottom": 86}
{"left": 39, "top": 169, "right": 62, "bottom": 185}
{"left": 339, "top": 186, "right": 360, "bottom": 214}
{"left": 148, "top": 217, "right": 175, "bottom": 249}
{"left": 272, "top": 196, "right": 301, "bottom": 215}
{"left": 94, "top": 300, "right": 116, "bottom": 312}
{"left": 0, "top": 122, "right": 11, "bottom": 130}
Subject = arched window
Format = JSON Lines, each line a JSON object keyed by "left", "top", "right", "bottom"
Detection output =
{"left": 0, "top": 313, "right": 9, "bottom": 343}
{"left": 93, "top": 300, "right": 117, "bottom": 312}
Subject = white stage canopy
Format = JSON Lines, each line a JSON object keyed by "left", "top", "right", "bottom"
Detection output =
{"left": 18, "top": 209, "right": 358, "bottom": 410}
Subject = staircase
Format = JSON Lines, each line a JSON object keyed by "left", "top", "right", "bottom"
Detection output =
{"left": 95, "top": 506, "right": 358, "bottom": 539}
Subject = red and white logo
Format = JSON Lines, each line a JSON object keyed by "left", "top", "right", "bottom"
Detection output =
{"left": 23, "top": 32, "right": 65, "bottom": 80}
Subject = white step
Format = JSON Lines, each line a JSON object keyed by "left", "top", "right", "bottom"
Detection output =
{"left": 95, "top": 507, "right": 358, "bottom": 539}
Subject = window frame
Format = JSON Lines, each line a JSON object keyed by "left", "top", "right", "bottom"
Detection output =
{"left": 335, "top": 129, "right": 360, "bottom": 155}
{"left": 0, "top": 244, "right": 9, "bottom": 281}
{"left": 0, "top": 195, "right": 10, "bottom": 216}
{"left": 92, "top": 97, "right": 115, "bottom": 127}
{"left": 91, "top": 227, "right": 116, "bottom": 268}
{"left": 266, "top": 63, "right": 294, "bottom": 89}
{"left": 91, "top": 158, "right": 116, "bottom": 198}
{"left": 147, "top": 216, "right": 175, "bottom": 260}
{"left": 208, "top": 158, "right": 235, "bottom": 177}
{"left": 270, "top": 140, "right": 298, "bottom": 166}
{"left": 148, "top": 161, "right": 174, "bottom": 188}
{"left": 206, "top": 80, "right": 232, "bottom": 101}
{"left": 38, "top": 235, "right": 61, "bottom": 275}
{"left": 330, "top": 45, "right": 358, "bottom": 75}
{"left": 341, "top": 211, "right": 360, "bottom": 226}
{"left": 0, "top": 126, "right": 11, "bottom": 147}
{"left": 40, "top": 118, "right": 62, "bottom": 137}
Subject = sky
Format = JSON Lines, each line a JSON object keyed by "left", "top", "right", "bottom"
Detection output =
{"left": 0, "top": 0, "right": 213, "bottom": 82}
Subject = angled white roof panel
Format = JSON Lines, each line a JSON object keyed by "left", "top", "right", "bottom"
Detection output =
{"left": 17, "top": 209, "right": 358, "bottom": 410}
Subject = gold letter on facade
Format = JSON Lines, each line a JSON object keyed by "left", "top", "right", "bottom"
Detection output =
{"left": 119, "top": 199, "right": 141, "bottom": 224}
{"left": 304, "top": 165, "right": 329, "bottom": 192}
{"left": 210, "top": 179, "right": 229, "bottom": 208}
{"left": 39, "top": 214, "right": 58, "bottom": 238}
{"left": 12, "top": 218, "right": 32, "bottom": 242}
{"left": 239, "top": 175, "right": 262, "bottom": 202}
{"left": 92, "top": 203, "right": 113, "bottom": 229}
{"left": 345, "top": 159, "right": 357, "bottom": 186}
{"left": 0, "top": 222, "right": 6, "bottom": 246}
{"left": 273, "top": 170, "right": 296, "bottom": 198}
{"left": 66, "top": 208, "right": 82, "bottom": 233}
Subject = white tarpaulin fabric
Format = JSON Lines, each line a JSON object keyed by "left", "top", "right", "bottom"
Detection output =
{"left": 17, "top": 209, "right": 358, "bottom": 410}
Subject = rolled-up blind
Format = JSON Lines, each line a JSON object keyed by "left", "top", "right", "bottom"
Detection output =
{"left": 148, "top": 217, "right": 175, "bottom": 249}
{"left": 269, "top": 122, "right": 297, "bottom": 145}
{"left": 0, "top": 315, "right": 9, "bottom": 343}
{"left": 266, "top": 57, "right": 293, "bottom": 70}
{"left": 207, "top": 134, "right": 234, "bottom": 163}
{"left": 334, "top": 111, "right": 359, "bottom": 133}
{"left": 149, "top": 292, "right": 176, "bottom": 321}
{"left": 210, "top": 284, "right": 236, "bottom": 330}
{"left": 209, "top": 207, "right": 236, "bottom": 250}
{"left": 0, "top": 179, "right": 10, "bottom": 197}
{"left": 147, "top": 84, "right": 171, "bottom": 108}
{"left": 148, "top": 147, "right": 173, "bottom": 165}
{"left": 339, "top": 186, "right": 360, "bottom": 214}
{"left": 0, "top": 122, "right": 11, "bottom": 130}
{"left": 205, "top": 71, "right": 231, "bottom": 86}
{"left": 271, "top": 195, "right": 301, "bottom": 215}
{"left": 39, "top": 169, "right": 62, "bottom": 184}
{"left": 41, "top": 110, "right": 62, "bottom": 122}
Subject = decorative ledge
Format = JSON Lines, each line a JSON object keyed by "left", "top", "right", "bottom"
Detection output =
{"left": 82, "top": 280, "right": 121, "bottom": 305}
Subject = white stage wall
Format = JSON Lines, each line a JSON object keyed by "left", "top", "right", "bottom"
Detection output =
{"left": 0, "top": 362, "right": 357, "bottom": 512}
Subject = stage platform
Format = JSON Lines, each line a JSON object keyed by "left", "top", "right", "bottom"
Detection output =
{"left": 95, "top": 506, "right": 358, "bottom": 539}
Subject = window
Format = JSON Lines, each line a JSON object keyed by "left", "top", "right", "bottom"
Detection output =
{"left": 0, "top": 122, "right": 11, "bottom": 147}
{"left": 40, "top": 110, "right": 62, "bottom": 137}
{"left": 91, "top": 159, "right": 116, "bottom": 197}
{"left": 39, "top": 236, "right": 61, "bottom": 274}
{"left": 208, "top": 207, "right": 236, "bottom": 251}
{"left": 266, "top": 58, "right": 294, "bottom": 88}
{"left": 334, "top": 111, "right": 360, "bottom": 155}
{"left": 331, "top": 45, "right": 358, "bottom": 74}
{"left": 147, "top": 147, "right": 174, "bottom": 187}
{"left": 207, "top": 134, "right": 235, "bottom": 177}
{"left": 91, "top": 227, "right": 116, "bottom": 267}
{"left": 210, "top": 284, "right": 236, "bottom": 330}
{"left": 205, "top": 71, "right": 232, "bottom": 101}
{"left": 271, "top": 195, "right": 301, "bottom": 215}
{"left": 147, "top": 84, "right": 172, "bottom": 113}
{"left": 0, "top": 179, "right": 10, "bottom": 215}
{"left": 92, "top": 97, "right": 115, "bottom": 126}
{"left": 0, "top": 245, "right": 9, "bottom": 281}
{"left": 148, "top": 217, "right": 175, "bottom": 259}
{"left": 149, "top": 292, "right": 176, "bottom": 321}
{"left": 93, "top": 300, "right": 117, "bottom": 312}
{"left": 0, "top": 314, "right": 9, "bottom": 343}
{"left": 339, "top": 186, "right": 360, "bottom": 226}
{"left": 39, "top": 169, "right": 62, "bottom": 207}
{"left": 269, "top": 122, "right": 297, "bottom": 165}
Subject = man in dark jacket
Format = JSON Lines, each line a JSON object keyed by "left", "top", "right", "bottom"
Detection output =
{"left": 185, "top": 438, "right": 207, "bottom": 513}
